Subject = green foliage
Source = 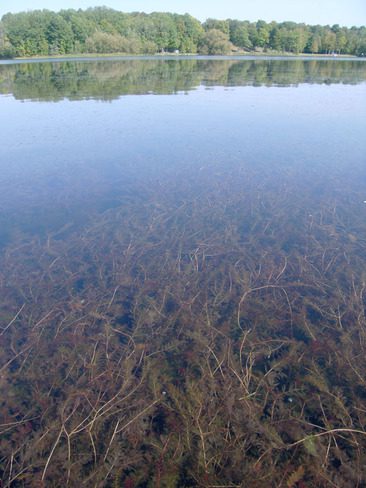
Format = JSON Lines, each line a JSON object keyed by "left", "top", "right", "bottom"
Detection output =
{"left": 0, "top": 21, "right": 15, "bottom": 58}
{"left": 199, "top": 29, "right": 233, "bottom": 55}
{"left": 0, "top": 8, "right": 365, "bottom": 58}
{"left": 46, "top": 12, "right": 74, "bottom": 54}
{"left": 85, "top": 31, "right": 142, "bottom": 54}
{"left": 229, "top": 20, "right": 252, "bottom": 50}
{"left": 203, "top": 18, "right": 230, "bottom": 35}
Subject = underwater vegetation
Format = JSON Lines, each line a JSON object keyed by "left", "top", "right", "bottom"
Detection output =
{"left": 1, "top": 158, "right": 366, "bottom": 487}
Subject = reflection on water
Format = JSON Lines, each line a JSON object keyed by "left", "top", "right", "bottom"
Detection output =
{"left": 0, "top": 58, "right": 366, "bottom": 486}
{"left": 1, "top": 57, "right": 366, "bottom": 101}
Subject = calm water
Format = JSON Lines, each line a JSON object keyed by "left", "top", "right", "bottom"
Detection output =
{"left": 1, "top": 57, "right": 366, "bottom": 486}
{"left": 0, "top": 58, "right": 366, "bottom": 245}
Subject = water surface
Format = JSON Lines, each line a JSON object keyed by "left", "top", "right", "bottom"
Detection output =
{"left": 0, "top": 57, "right": 366, "bottom": 487}
{"left": 1, "top": 58, "right": 365, "bottom": 243}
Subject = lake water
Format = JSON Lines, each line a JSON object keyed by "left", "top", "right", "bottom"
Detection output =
{"left": 1, "top": 57, "right": 366, "bottom": 486}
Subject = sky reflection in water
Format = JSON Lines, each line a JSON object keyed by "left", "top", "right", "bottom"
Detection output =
{"left": 0, "top": 58, "right": 365, "bottom": 243}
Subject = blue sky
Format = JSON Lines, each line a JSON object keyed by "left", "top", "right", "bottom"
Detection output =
{"left": 1, "top": 0, "right": 365, "bottom": 26}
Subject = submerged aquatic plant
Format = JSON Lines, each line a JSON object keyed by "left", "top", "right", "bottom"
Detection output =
{"left": 0, "top": 158, "right": 366, "bottom": 487}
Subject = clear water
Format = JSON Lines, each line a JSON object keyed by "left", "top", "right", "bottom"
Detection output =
{"left": 0, "top": 58, "right": 365, "bottom": 245}
{"left": 1, "top": 57, "right": 366, "bottom": 486}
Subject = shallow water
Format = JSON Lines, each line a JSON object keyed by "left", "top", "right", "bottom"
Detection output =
{"left": 1, "top": 57, "right": 366, "bottom": 486}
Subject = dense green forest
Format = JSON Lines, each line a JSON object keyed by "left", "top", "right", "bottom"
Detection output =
{"left": 0, "top": 7, "right": 365, "bottom": 58}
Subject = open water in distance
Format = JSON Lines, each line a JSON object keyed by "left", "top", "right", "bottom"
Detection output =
{"left": 0, "top": 57, "right": 366, "bottom": 486}
{"left": 0, "top": 57, "right": 365, "bottom": 244}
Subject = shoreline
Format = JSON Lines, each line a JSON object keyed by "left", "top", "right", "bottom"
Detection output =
{"left": 0, "top": 52, "right": 361, "bottom": 64}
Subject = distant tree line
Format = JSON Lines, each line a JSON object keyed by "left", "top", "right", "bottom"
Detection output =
{"left": 0, "top": 8, "right": 365, "bottom": 58}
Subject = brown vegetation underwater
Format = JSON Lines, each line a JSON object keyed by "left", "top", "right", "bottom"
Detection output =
{"left": 1, "top": 157, "right": 366, "bottom": 487}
